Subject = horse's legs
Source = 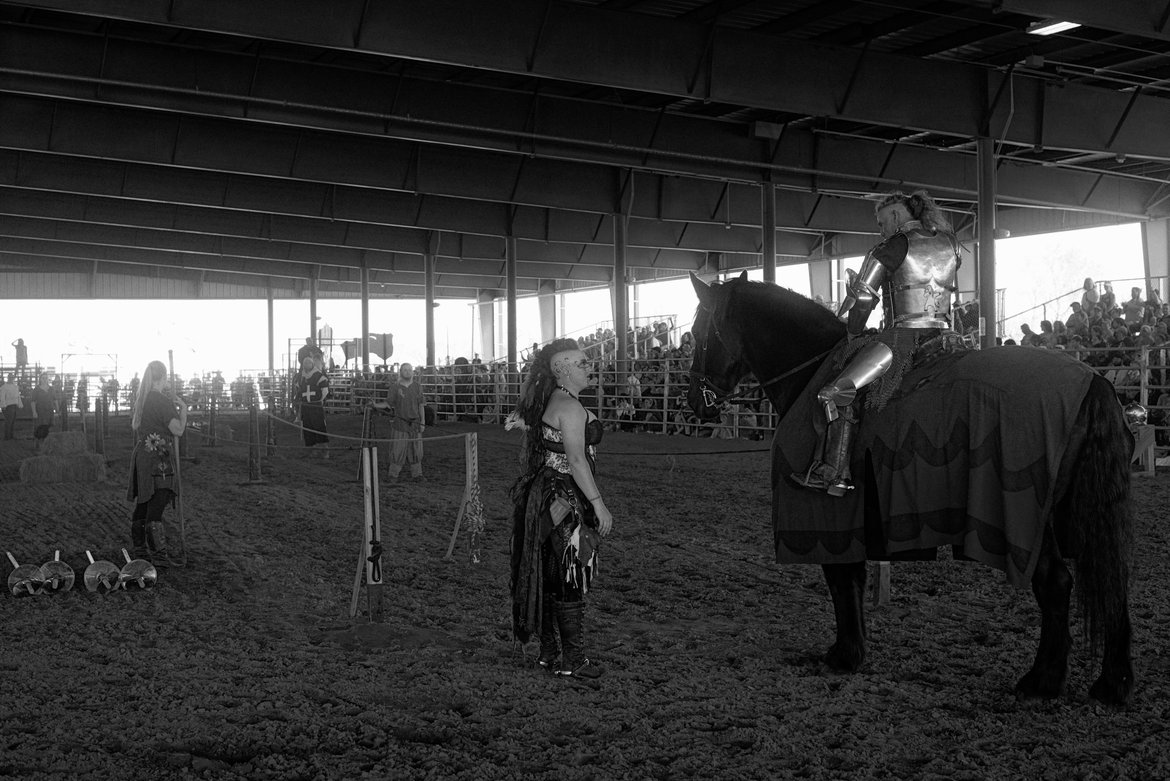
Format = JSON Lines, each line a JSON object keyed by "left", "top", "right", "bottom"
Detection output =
{"left": 1015, "top": 532, "right": 1072, "bottom": 699}
{"left": 1088, "top": 598, "right": 1133, "bottom": 705}
{"left": 822, "top": 562, "right": 866, "bottom": 672}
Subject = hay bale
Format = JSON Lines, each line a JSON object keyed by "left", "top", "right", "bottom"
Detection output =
{"left": 19, "top": 456, "right": 61, "bottom": 483}
{"left": 19, "top": 454, "right": 106, "bottom": 484}
{"left": 41, "top": 431, "right": 89, "bottom": 456}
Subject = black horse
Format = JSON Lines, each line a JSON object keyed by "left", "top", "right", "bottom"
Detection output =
{"left": 687, "top": 272, "right": 1134, "bottom": 704}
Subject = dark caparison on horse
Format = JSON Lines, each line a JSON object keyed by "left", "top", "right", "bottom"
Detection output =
{"left": 687, "top": 271, "right": 1135, "bottom": 705}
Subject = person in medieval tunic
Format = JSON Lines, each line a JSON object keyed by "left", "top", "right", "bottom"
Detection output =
{"left": 385, "top": 363, "right": 426, "bottom": 480}
{"left": 791, "top": 189, "right": 961, "bottom": 496}
{"left": 293, "top": 357, "right": 330, "bottom": 458}
{"left": 508, "top": 338, "right": 613, "bottom": 678}
{"left": 127, "top": 360, "right": 187, "bottom": 563}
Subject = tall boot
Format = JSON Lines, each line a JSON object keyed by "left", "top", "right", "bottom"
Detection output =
{"left": 790, "top": 412, "right": 858, "bottom": 497}
{"left": 537, "top": 596, "right": 560, "bottom": 670}
{"left": 554, "top": 601, "right": 602, "bottom": 678}
{"left": 146, "top": 520, "right": 170, "bottom": 565}
{"left": 131, "top": 518, "right": 149, "bottom": 560}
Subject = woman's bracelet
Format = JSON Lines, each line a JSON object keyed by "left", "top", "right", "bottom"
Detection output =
{"left": 586, "top": 494, "right": 601, "bottom": 502}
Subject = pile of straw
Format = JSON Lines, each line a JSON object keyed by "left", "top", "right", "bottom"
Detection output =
{"left": 41, "top": 431, "right": 88, "bottom": 456}
{"left": 20, "top": 454, "right": 107, "bottom": 484}
{"left": 20, "top": 430, "right": 107, "bottom": 483}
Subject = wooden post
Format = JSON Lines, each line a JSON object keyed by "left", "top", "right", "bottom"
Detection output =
{"left": 445, "top": 434, "right": 484, "bottom": 563}
{"left": 208, "top": 396, "right": 217, "bottom": 447}
{"left": 94, "top": 397, "right": 105, "bottom": 456}
{"left": 870, "top": 561, "right": 890, "bottom": 607}
{"left": 245, "top": 400, "right": 263, "bottom": 484}
{"left": 350, "top": 446, "right": 384, "bottom": 620}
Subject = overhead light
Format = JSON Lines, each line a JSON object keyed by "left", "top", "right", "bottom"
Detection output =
{"left": 1027, "top": 20, "right": 1080, "bottom": 36}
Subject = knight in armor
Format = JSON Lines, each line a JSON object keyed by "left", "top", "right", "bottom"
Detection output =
{"left": 791, "top": 189, "right": 961, "bottom": 496}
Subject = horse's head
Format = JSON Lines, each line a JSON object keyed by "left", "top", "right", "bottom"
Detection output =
{"left": 687, "top": 271, "right": 750, "bottom": 421}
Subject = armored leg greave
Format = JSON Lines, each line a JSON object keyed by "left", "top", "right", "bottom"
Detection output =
{"left": 791, "top": 342, "right": 892, "bottom": 497}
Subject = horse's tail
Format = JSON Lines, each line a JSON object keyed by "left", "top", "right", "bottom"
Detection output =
{"left": 1069, "top": 374, "right": 1134, "bottom": 652}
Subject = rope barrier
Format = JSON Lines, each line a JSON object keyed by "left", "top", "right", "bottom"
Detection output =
{"left": 265, "top": 411, "right": 469, "bottom": 444}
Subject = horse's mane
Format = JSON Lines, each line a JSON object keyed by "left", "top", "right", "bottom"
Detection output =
{"left": 720, "top": 278, "right": 844, "bottom": 336}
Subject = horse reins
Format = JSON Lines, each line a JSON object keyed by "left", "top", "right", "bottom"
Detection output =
{"left": 691, "top": 301, "right": 832, "bottom": 408}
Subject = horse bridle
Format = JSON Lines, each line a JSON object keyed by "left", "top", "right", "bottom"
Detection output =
{"left": 690, "top": 301, "right": 831, "bottom": 409}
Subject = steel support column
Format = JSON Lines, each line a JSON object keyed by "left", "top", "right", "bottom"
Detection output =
{"left": 614, "top": 213, "right": 629, "bottom": 379}
{"left": 506, "top": 237, "right": 518, "bottom": 370}
{"left": 309, "top": 269, "right": 319, "bottom": 342}
{"left": 360, "top": 258, "right": 370, "bottom": 372}
{"left": 977, "top": 137, "right": 997, "bottom": 349}
{"left": 762, "top": 182, "right": 776, "bottom": 284}
{"left": 538, "top": 279, "right": 557, "bottom": 345}
{"left": 266, "top": 283, "right": 275, "bottom": 377}
{"left": 425, "top": 252, "right": 436, "bottom": 366}
{"left": 476, "top": 289, "right": 495, "bottom": 362}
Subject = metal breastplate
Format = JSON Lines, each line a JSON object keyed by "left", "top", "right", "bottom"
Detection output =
{"left": 884, "top": 225, "right": 959, "bottom": 329}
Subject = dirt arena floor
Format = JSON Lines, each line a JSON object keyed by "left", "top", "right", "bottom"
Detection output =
{"left": 1, "top": 409, "right": 1168, "bottom": 780}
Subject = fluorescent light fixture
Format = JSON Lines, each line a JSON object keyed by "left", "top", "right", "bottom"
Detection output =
{"left": 1027, "top": 20, "right": 1081, "bottom": 35}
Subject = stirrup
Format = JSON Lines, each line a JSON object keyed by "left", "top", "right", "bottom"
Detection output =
{"left": 789, "top": 465, "right": 854, "bottom": 497}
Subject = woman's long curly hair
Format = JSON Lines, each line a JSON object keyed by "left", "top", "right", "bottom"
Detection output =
{"left": 508, "top": 338, "right": 581, "bottom": 506}
{"left": 875, "top": 189, "right": 953, "bottom": 234}
{"left": 131, "top": 360, "right": 169, "bottom": 432}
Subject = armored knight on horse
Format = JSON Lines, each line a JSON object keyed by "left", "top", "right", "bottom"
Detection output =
{"left": 791, "top": 189, "right": 962, "bottom": 496}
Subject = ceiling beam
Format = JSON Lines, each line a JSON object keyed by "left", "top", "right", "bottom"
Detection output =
{"left": 6, "top": 0, "right": 1170, "bottom": 160}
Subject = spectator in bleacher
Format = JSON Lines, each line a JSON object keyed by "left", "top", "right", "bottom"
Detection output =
{"left": 1019, "top": 323, "right": 1039, "bottom": 346}
{"left": 1123, "top": 287, "right": 1145, "bottom": 328}
{"left": 296, "top": 338, "right": 324, "bottom": 369}
{"left": 293, "top": 356, "right": 330, "bottom": 458}
{"left": 1066, "top": 301, "right": 1087, "bottom": 334}
{"left": 1081, "top": 278, "right": 1100, "bottom": 312}
{"left": 386, "top": 363, "right": 426, "bottom": 481}
{"left": 1099, "top": 281, "right": 1116, "bottom": 314}
{"left": 11, "top": 338, "right": 27, "bottom": 377}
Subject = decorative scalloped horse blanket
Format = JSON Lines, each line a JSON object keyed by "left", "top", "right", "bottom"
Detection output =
{"left": 771, "top": 344, "right": 1094, "bottom": 587}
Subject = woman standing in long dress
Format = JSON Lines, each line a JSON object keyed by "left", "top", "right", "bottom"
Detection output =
{"left": 509, "top": 338, "right": 614, "bottom": 678}
{"left": 127, "top": 360, "right": 187, "bottom": 563}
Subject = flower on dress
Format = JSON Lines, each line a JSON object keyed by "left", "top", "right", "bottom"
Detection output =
{"left": 143, "top": 432, "right": 169, "bottom": 456}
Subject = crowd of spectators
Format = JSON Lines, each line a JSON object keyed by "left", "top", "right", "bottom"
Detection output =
{"left": 1013, "top": 278, "right": 1170, "bottom": 442}
{"left": 1014, "top": 278, "right": 1170, "bottom": 356}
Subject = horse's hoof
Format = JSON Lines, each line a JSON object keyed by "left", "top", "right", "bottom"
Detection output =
{"left": 1014, "top": 669, "right": 1065, "bottom": 701}
{"left": 1088, "top": 675, "right": 1133, "bottom": 706}
{"left": 824, "top": 643, "right": 863, "bottom": 673}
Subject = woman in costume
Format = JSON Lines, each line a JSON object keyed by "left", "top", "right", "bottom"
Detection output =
{"left": 508, "top": 338, "right": 613, "bottom": 678}
{"left": 293, "top": 356, "right": 330, "bottom": 457}
{"left": 127, "top": 360, "right": 187, "bottom": 563}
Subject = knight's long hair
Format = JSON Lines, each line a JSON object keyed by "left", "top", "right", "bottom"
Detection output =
{"left": 131, "top": 360, "right": 168, "bottom": 432}
{"left": 507, "top": 337, "right": 580, "bottom": 506}
{"left": 875, "top": 189, "right": 953, "bottom": 234}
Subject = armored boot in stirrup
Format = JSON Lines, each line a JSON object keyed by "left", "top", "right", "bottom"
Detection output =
{"left": 790, "top": 341, "right": 892, "bottom": 497}
{"left": 790, "top": 415, "right": 858, "bottom": 496}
